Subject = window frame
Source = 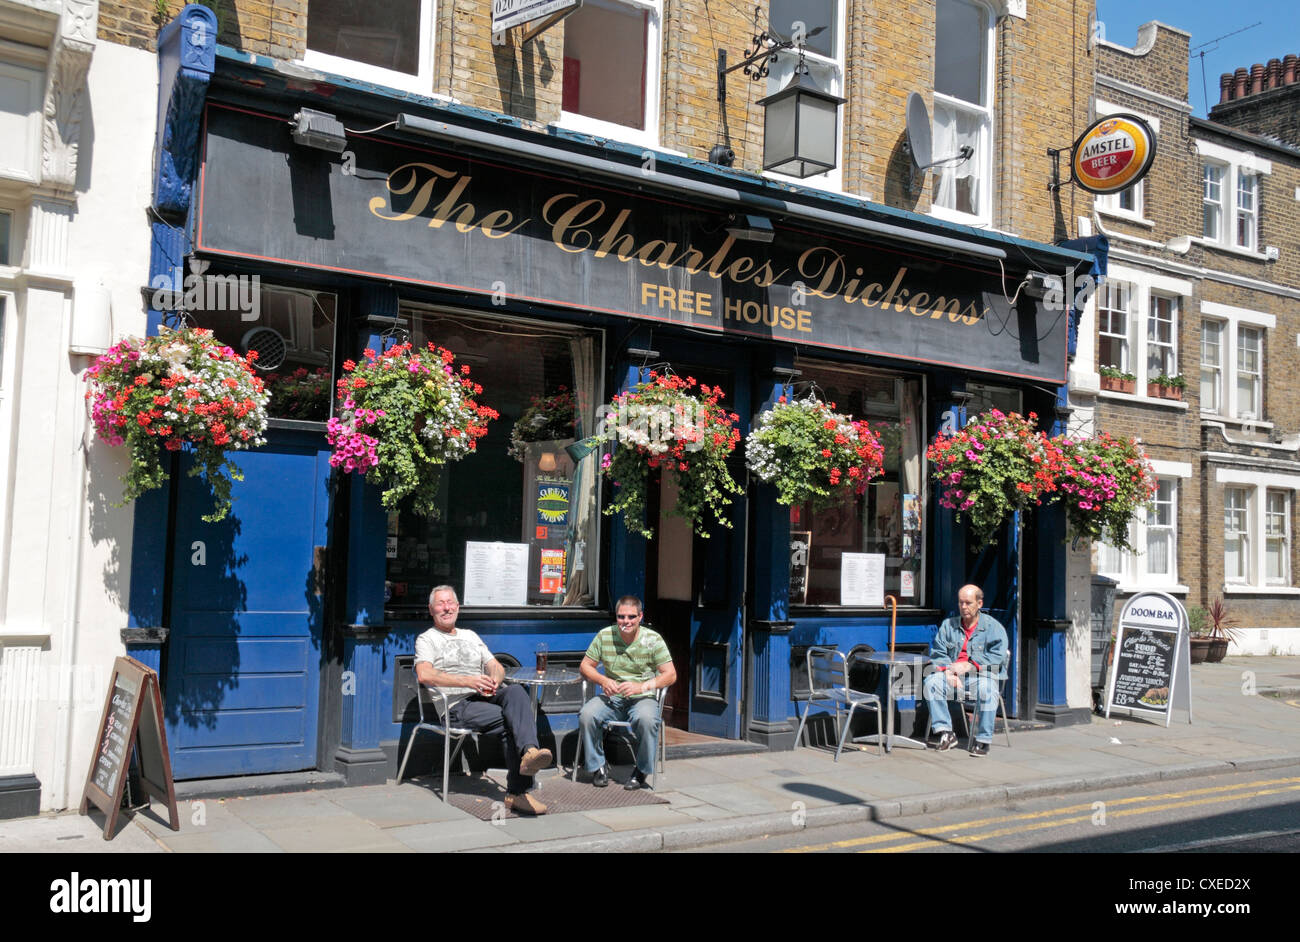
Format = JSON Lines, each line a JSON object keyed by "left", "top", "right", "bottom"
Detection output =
{"left": 1223, "top": 486, "right": 1251, "bottom": 585}
{"left": 1194, "top": 138, "right": 1271, "bottom": 257}
{"left": 556, "top": 0, "right": 663, "bottom": 149}
{"left": 929, "top": 0, "right": 995, "bottom": 227}
{"left": 1216, "top": 467, "right": 1300, "bottom": 593}
{"left": 301, "top": 0, "right": 438, "bottom": 96}
{"left": 1198, "top": 301, "right": 1274, "bottom": 424}
{"left": 1095, "top": 466, "right": 1188, "bottom": 592}
{"left": 1200, "top": 318, "right": 1223, "bottom": 415}
{"left": 1096, "top": 266, "right": 1192, "bottom": 402}
{"left": 762, "top": 0, "right": 847, "bottom": 193}
{"left": 1202, "top": 162, "right": 1223, "bottom": 241}
{"left": 1265, "top": 489, "right": 1291, "bottom": 586}
{"left": 1146, "top": 293, "right": 1177, "bottom": 382}
{"left": 1097, "top": 278, "right": 1132, "bottom": 374}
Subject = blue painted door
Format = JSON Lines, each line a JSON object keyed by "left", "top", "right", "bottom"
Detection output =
{"left": 164, "top": 429, "right": 332, "bottom": 778}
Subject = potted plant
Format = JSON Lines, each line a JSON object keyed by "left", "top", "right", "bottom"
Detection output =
{"left": 508, "top": 386, "right": 577, "bottom": 463}
{"left": 1148, "top": 373, "right": 1186, "bottom": 401}
{"left": 599, "top": 372, "right": 742, "bottom": 538}
{"left": 927, "top": 409, "right": 1060, "bottom": 550}
{"left": 327, "top": 342, "right": 499, "bottom": 514}
{"left": 1186, "top": 605, "right": 1212, "bottom": 664}
{"left": 1099, "top": 365, "right": 1137, "bottom": 394}
{"left": 1053, "top": 433, "right": 1157, "bottom": 550}
{"left": 1202, "top": 599, "right": 1241, "bottom": 663}
{"left": 745, "top": 394, "right": 885, "bottom": 508}
{"left": 84, "top": 326, "right": 270, "bottom": 522}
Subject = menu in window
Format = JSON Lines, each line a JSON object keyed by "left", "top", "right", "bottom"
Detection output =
{"left": 464, "top": 542, "right": 529, "bottom": 606}
{"left": 841, "top": 552, "right": 886, "bottom": 607}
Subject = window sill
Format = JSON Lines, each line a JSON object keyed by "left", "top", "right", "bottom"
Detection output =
{"left": 1096, "top": 207, "right": 1153, "bottom": 228}
{"left": 1112, "top": 583, "right": 1189, "bottom": 595}
{"left": 1192, "top": 237, "right": 1269, "bottom": 262}
{"left": 1201, "top": 413, "right": 1274, "bottom": 431}
{"left": 1224, "top": 586, "right": 1300, "bottom": 596}
{"left": 1097, "top": 390, "right": 1189, "bottom": 410}
{"left": 555, "top": 112, "right": 659, "bottom": 151}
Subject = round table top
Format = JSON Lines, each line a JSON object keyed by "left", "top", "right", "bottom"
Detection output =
{"left": 506, "top": 665, "right": 580, "bottom": 686}
{"left": 855, "top": 650, "right": 931, "bottom": 666}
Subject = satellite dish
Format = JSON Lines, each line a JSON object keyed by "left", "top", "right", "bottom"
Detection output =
{"left": 905, "top": 92, "right": 932, "bottom": 169}
{"left": 904, "top": 91, "right": 974, "bottom": 171}
{"left": 242, "top": 326, "right": 286, "bottom": 371}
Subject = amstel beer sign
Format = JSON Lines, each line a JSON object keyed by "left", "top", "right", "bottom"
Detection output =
{"left": 1070, "top": 114, "right": 1157, "bottom": 194}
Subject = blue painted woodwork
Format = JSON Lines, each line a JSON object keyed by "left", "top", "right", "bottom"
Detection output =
{"left": 164, "top": 429, "right": 333, "bottom": 778}
{"left": 154, "top": 6, "right": 217, "bottom": 216}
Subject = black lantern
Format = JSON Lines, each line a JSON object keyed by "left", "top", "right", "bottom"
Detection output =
{"left": 757, "top": 67, "right": 845, "bottom": 178}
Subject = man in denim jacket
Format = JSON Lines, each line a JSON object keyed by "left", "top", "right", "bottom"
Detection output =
{"left": 924, "top": 584, "right": 1007, "bottom": 757}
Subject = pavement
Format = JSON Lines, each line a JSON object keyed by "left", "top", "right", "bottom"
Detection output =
{"left": 4, "top": 656, "right": 1298, "bottom": 854}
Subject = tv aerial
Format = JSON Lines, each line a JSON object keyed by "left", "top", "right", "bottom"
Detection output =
{"left": 903, "top": 91, "right": 973, "bottom": 190}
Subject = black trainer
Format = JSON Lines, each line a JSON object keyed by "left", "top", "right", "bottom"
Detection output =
{"left": 624, "top": 770, "right": 649, "bottom": 791}
{"left": 969, "top": 740, "right": 991, "bottom": 757}
{"left": 930, "top": 730, "right": 958, "bottom": 751}
{"left": 591, "top": 766, "right": 610, "bottom": 788}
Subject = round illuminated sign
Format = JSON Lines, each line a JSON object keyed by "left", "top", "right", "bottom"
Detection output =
{"left": 1071, "top": 114, "right": 1156, "bottom": 194}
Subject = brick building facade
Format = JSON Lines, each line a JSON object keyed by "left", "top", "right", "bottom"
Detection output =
{"left": 1086, "top": 22, "right": 1300, "bottom": 649}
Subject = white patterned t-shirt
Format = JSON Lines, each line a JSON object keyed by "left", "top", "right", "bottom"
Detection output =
{"left": 415, "top": 627, "right": 493, "bottom": 697}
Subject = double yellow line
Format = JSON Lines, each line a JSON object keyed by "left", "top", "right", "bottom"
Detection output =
{"left": 782, "top": 775, "right": 1300, "bottom": 853}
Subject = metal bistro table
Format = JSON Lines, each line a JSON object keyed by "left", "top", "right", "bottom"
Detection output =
{"left": 851, "top": 651, "right": 931, "bottom": 752}
{"left": 505, "top": 665, "right": 581, "bottom": 775}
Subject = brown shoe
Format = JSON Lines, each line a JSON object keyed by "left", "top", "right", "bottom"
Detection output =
{"left": 504, "top": 792, "right": 548, "bottom": 816}
{"left": 518, "top": 746, "right": 553, "bottom": 776}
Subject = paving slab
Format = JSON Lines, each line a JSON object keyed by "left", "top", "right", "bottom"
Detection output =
{"left": 0, "top": 812, "right": 164, "bottom": 853}
{"left": 388, "top": 818, "right": 520, "bottom": 852}
{"left": 150, "top": 827, "right": 286, "bottom": 853}
{"left": 581, "top": 804, "right": 699, "bottom": 830}
{"left": 260, "top": 817, "right": 410, "bottom": 853}
{"left": 672, "top": 781, "right": 796, "bottom": 815}
{"left": 224, "top": 793, "right": 358, "bottom": 829}
{"left": 330, "top": 786, "right": 469, "bottom": 829}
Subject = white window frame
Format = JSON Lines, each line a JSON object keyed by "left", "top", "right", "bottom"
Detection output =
{"left": 762, "top": 0, "right": 847, "bottom": 193}
{"left": 1095, "top": 462, "right": 1189, "bottom": 592}
{"left": 1223, "top": 485, "right": 1251, "bottom": 585}
{"left": 929, "top": 0, "right": 995, "bottom": 227}
{"left": 1202, "top": 162, "right": 1224, "bottom": 241}
{"left": 1265, "top": 489, "right": 1291, "bottom": 586}
{"left": 1235, "top": 170, "right": 1258, "bottom": 251}
{"left": 1096, "top": 265, "right": 1192, "bottom": 402}
{"left": 1146, "top": 293, "right": 1177, "bottom": 382}
{"left": 1216, "top": 467, "right": 1300, "bottom": 593}
{"left": 0, "top": 59, "right": 45, "bottom": 183}
{"left": 1200, "top": 317, "right": 1223, "bottom": 414}
{"left": 1097, "top": 278, "right": 1131, "bottom": 374}
{"left": 556, "top": 0, "right": 662, "bottom": 149}
{"left": 1094, "top": 102, "right": 1156, "bottom": 225}
{"left": 1194, "top": 138, "right": 1271, "bottom": 258}
{"left": 301, "top": 0, "right": 437, "bottom": 96}
{"left": 1198, "top": 300, "right": 1274, "bottom": 423}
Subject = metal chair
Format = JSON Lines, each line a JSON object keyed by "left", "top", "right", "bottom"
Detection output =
{"left": 571, "top": 682, "right": 668, "bottom": 788}
{"left": 793, "top": 646, "right": 884, "bottom": 761}
{"left": 396, "top": 683, "right": 491, "bottom": 801}
{"left": 924, "top": 651, "right": 1013, "bottom": 750}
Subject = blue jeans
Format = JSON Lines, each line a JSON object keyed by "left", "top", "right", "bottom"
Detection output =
{"left": 924, "top": 670, "right": 998, "bottom": 744}
{"left": 579, "top": 695, "right": 660, "bottom": 776}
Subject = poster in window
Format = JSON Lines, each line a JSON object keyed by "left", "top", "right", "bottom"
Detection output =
{"left": 540, "top": 548, "right": 566, "bottom": 594}
{"left": 464, "top": 542, "right": 529, "bottom": 606}
{"left": 789, "top": 531, "right": 812, "bottom": 604}
{"left": 902, "top": 492, "right": 921, "bottom": 560}
{"left": 536, "top": 480, "right": 570, "bottom": 527}
{"left": 841, "top": 552, "right": 885, "bottom": 606}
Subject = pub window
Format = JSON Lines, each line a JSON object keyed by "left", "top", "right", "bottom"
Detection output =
{"left": 385, "top": 307, "right": 603, "bottom": 611}
{"left": 184, "top": 280, "right": 337, "bottom": 422}
{"left": 788, "top": 363, "right": 925, "bottom": 607}
{"left": 560, "top": 0, "right": 662, "bottom": 146}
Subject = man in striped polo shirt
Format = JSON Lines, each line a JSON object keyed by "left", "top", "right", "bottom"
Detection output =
{"left": 578, "top": 596, "right": 677, "bottom": 790}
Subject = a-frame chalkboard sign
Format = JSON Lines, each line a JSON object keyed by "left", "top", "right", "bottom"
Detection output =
{"left": 79, "top": 656, "right": 180, "bottom": 840}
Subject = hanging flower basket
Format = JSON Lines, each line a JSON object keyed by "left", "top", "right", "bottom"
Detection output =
{"left": 328, "top": 342, "right": 499, "bottom": 515}
{"left": 1054, "top": 432, "right": 1156, "bottom": 550}
{"left": 745, "top": 395, "right": 885, "bottom": 508}
{"left": 926, "top": 409, "right": 1059, "bottom": 549}
{"left": 508, "top": 386, "right": 576, "bottom": 462}
{"left": 84, "top": 326, "right": 270, "bottom": 523}
{"left": 600, "top": 372, "right": 742, "bottom": 539}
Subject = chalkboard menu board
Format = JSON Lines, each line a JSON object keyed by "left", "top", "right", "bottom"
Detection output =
{"left": 80, "top": 657, "right": 180, "bottom": 840}
{"left": 1104, "top": 591, "right": 1192, "bottom": 726}
{"left": 1109, "top": 626, "right": 1176, "bottom": 716}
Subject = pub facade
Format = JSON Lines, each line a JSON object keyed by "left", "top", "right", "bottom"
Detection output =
{"left": 18, "top": 0, "right": 1107, "bottom": 802}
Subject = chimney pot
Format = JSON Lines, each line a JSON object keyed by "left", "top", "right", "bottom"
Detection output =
{"left": 1250, "top": 63, "right": 1265, "bottom": 95}
{"left": 1285, "top": 54, "right": 1298, "bottom": 86}
{"left": 1234, "top": 67, "right": 1249, "bottom": 99}
{"left": 1219, "top": 72, "right": 1233, "bottom": 103}
{"left": 1267, "top": 58, "right": 1282, "bottom": 90}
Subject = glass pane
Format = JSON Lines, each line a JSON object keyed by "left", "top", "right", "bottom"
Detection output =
{"left": 935, "top": 0, "right": 987, "bottom": 105}
{"left": 0, "top": 210, "right": 10, "bottom": 265}
{"left": 1225, "top": 536, "right": 1245, "bottom": 581}
{"left": 1266, "top": 540, "right": 1284, "bottom": 581}
{"left": 1146, "top": 530, "right": 1169, "bottom": 576}
{"left": 186, "top": 281, "right": 337, "bottom": 421}
{"left": 307, "top": 0, "right": 421, "bottom": 75}
{"left": 563, "top": 3, "right": 649, "bottom": 130}
{"left": 788, "top": 366, "right": 924, "bottom": 606}
{"left": 770, "top": 0, "right": 836, "bottom": 58}
{"left": 385, "top": 309, "right": 602, "bottom": 610}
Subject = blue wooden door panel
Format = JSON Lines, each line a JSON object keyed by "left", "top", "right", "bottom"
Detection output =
{"left": 165, "top": 431, "right": 330, "bottom": 779}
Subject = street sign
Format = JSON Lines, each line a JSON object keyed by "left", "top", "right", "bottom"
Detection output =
{"left": 492, "top": 0, "right": 580, "bottom": 34}
{"left": 1105, "top": 591, "right": 1192, "bottom": 726}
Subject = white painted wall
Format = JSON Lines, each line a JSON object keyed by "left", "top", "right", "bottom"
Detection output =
{"left": 1230, "top": 628, "right": 1300, "bottom": 657}
{"left": 11, "top": 38, "right": 155, "bottom": 812}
